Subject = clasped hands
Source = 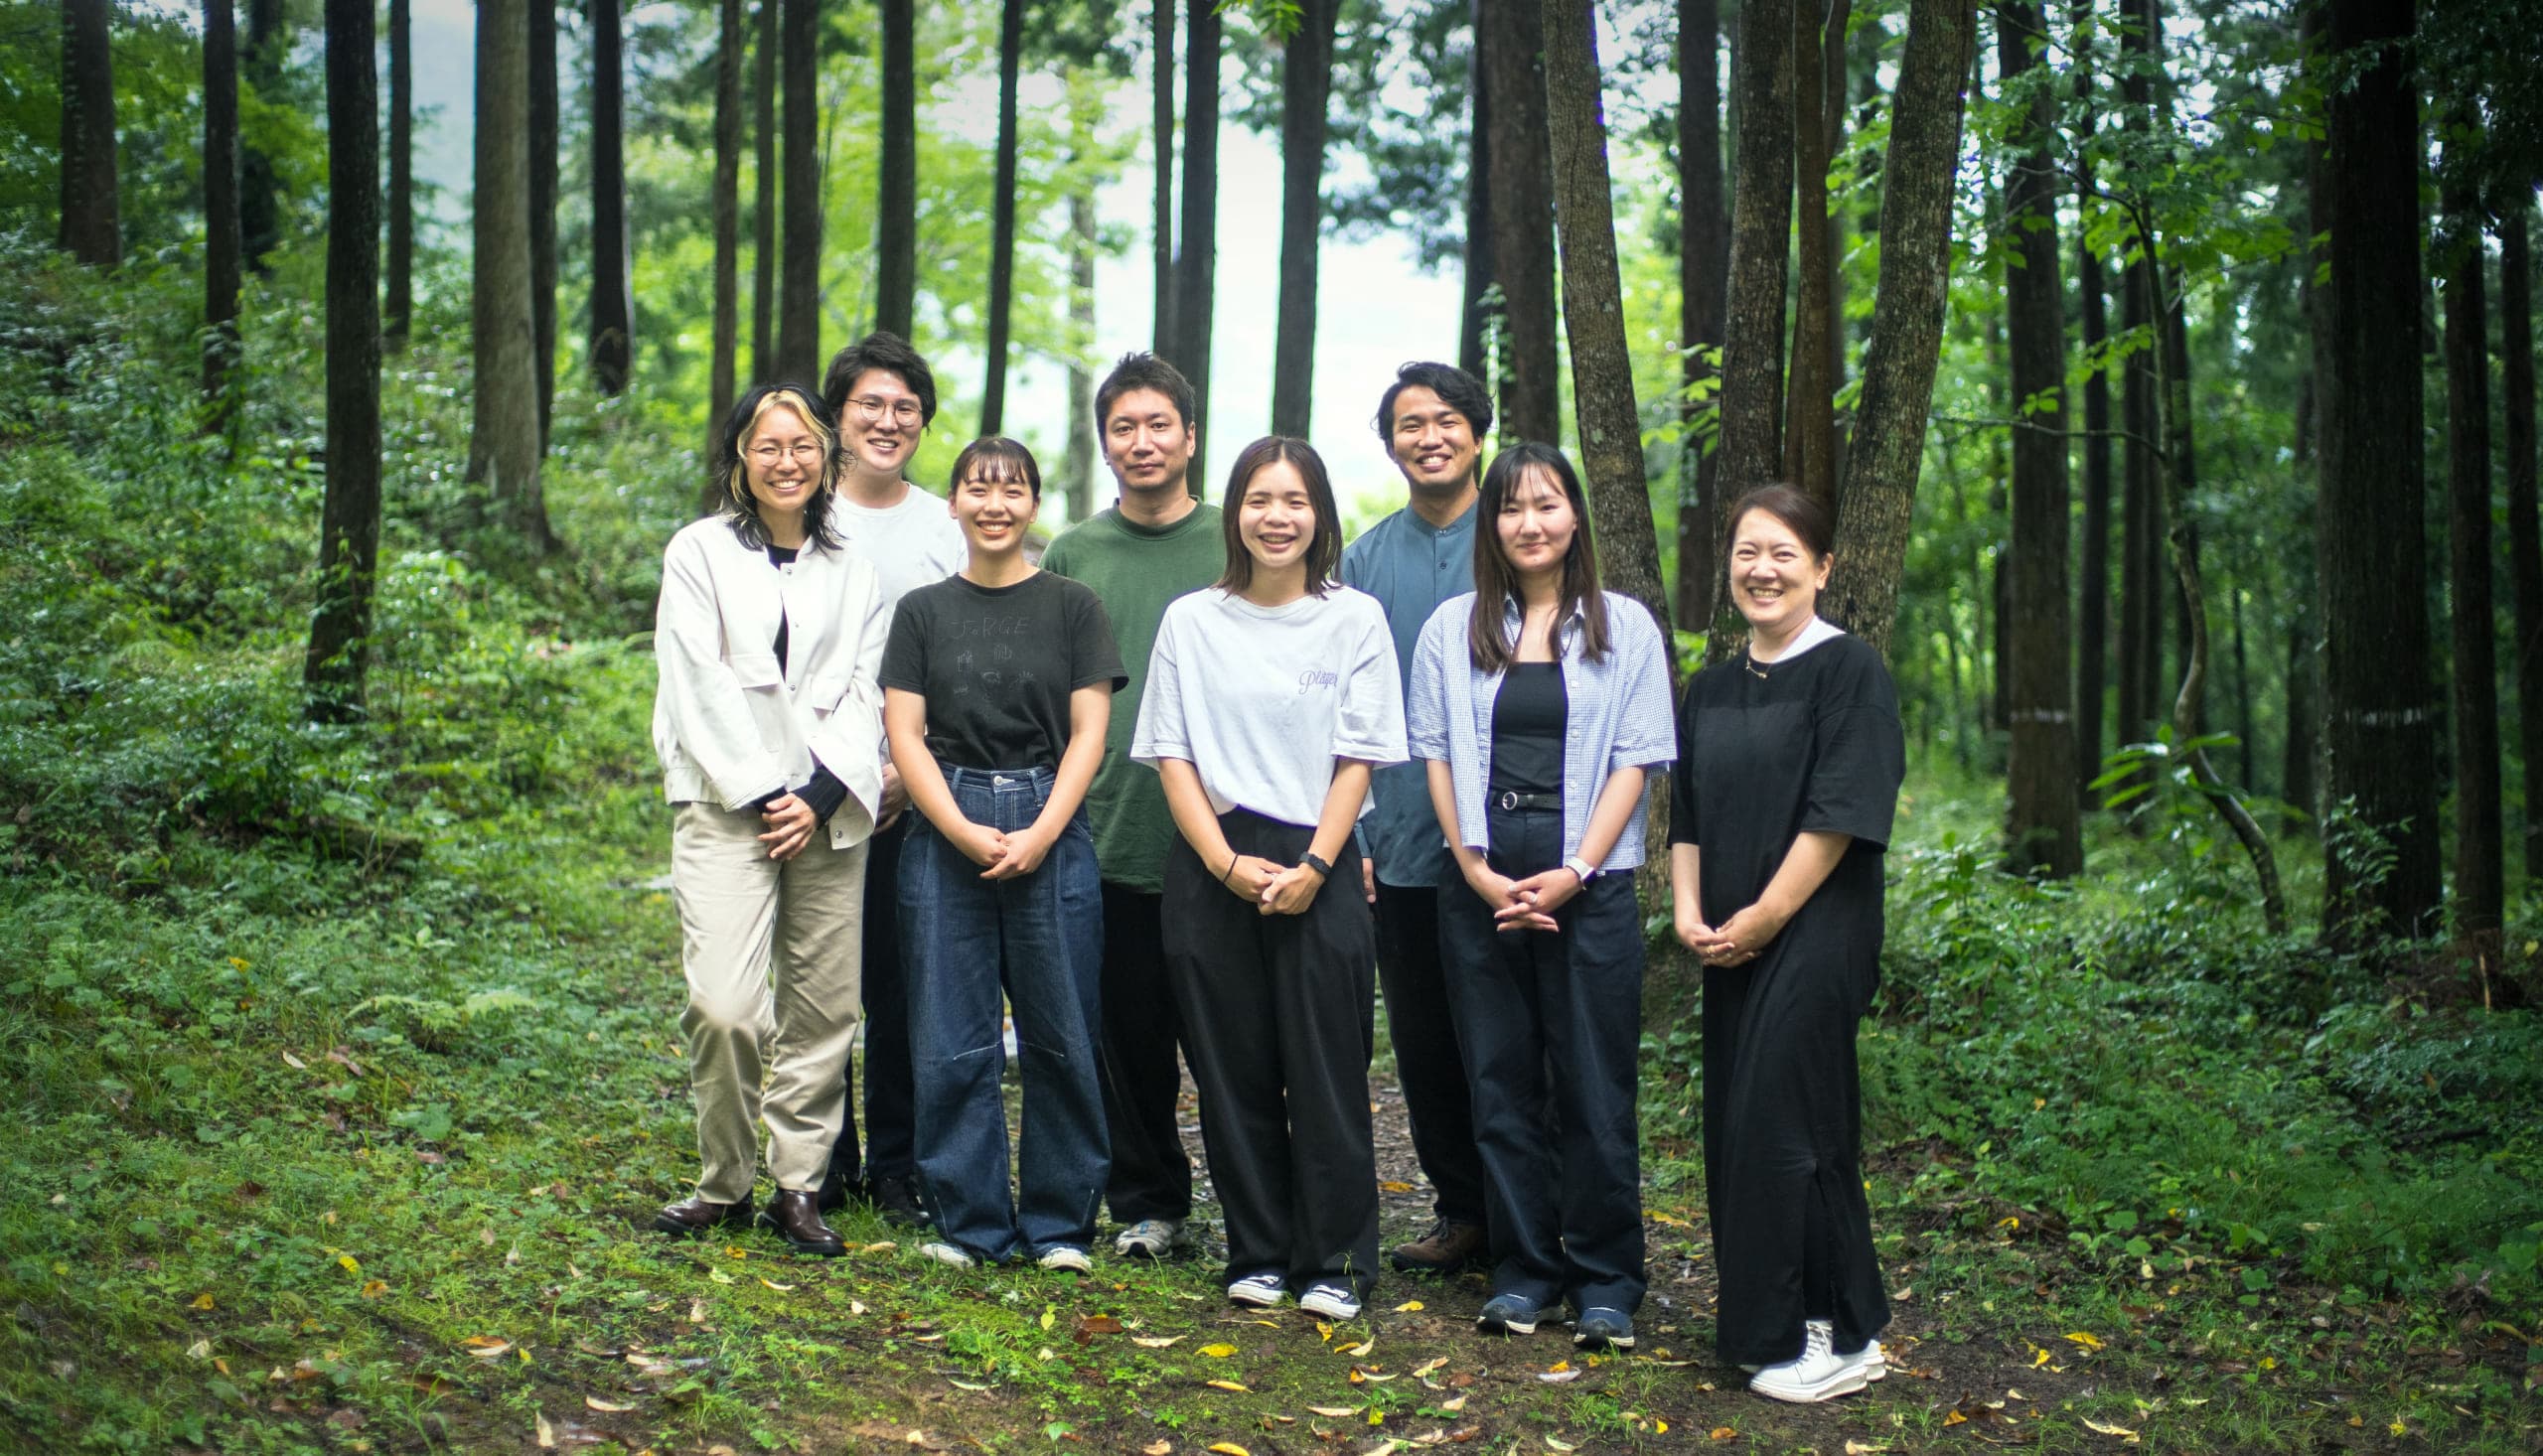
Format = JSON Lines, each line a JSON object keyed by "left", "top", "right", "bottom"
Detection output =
{"left": 1221, "top": 854, "right": 1325, "bottom": 915}
{"left": 946, "top": 819, "right": 1061, "bottom": 879}
{"left": 1675, "top": 901, "right": 1788, "bottom": 967}
{"left": 1465, "top": 862, "right": 1584, "bottom": 934}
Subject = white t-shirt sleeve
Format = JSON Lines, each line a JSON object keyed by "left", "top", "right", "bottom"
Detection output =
{"left": 1128, "top": 602, "right": 1191, "bottom": 767}
{"left": 1334, "top": 595, "right": 1409, "bottom": 767}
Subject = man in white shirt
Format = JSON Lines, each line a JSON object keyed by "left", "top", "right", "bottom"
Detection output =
{"left": 815, "top": 332, "right": 966, "bottom": 1228}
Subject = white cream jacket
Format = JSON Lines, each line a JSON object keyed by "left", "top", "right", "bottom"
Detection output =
{"left": 652, "top": 515, "right": 888, "bottom": 848}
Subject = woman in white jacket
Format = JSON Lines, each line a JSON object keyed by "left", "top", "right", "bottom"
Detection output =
{"left": 652, "top": 381, "right": 889, "bottom": 1256}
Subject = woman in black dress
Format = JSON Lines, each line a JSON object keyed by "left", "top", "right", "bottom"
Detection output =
{"left": 1670, "top": 485, "right": 1904, "bottom": 1403}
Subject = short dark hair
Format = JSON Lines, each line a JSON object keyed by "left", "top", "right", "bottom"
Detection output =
{"left": 1724, "top": 483, "right": 1834, "bottom": 562}
{"left": 949, "top": 435, "right": 1042, "bottom": 501}
{"left": 1467, "top": 441, "right": 1608, "bottom": 672}
{"left": 1095, "top": 351, "right": 1198, "bottom": 434}
{"left": 1375, "top": 360, "right": 1492, "bottom": 441}
{"left": 711, "top": 382, "right": 847, "bottom": 551}
{"left": 1215, "top": 437, "right": 1342, "bottom": 598}
{"left": 820, "top": 331, "right": 938, "bottom": 427}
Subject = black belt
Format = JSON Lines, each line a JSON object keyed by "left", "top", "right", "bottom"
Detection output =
{"left": 1492, "top": 791, "right": 1562, "bottom": 812}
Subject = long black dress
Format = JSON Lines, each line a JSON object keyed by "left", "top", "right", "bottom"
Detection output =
{"left": 1670, "top": 630, "right": 1904, "bottom": 1367}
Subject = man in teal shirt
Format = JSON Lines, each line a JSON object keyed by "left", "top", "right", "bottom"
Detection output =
{"left": 1341, "top": 362, "right": 1494, "bottom": 1273}
{"left": 1041, "top": 353, "right": 1223, "bottom": 1260}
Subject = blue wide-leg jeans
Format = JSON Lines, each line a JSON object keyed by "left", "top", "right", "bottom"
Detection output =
{"left": 900, "top": 765, "right": 1109, "bottom": 1262}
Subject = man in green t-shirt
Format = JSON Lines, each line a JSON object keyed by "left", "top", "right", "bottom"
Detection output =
{"left": 1041, "top": 353, "right": 1224, "bottom": 1261}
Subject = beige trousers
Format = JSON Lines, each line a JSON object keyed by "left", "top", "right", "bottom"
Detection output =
{"left": 672, "top": 801, "right": 867, "bottom": 1202}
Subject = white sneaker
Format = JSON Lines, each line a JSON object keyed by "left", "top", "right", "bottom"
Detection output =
{"left": 1114, "top": 1218, "right": 1190, "bottom": 1259}
{"left": 1297, "top": 1281, "right": 1361, "bottom": 1320}
{"left": 1036, "top": 1245, "right": 1093, "bottom": 1273}
{"left": 1226, "top": 1271, "right": 1289, "bottom": 1308}
{"left": 1747, "top": 1320, "right": 1869, "bottom": 1403}
{"left": 1843, "top": 1338, "right": 1887, "bottom": 1383}
{"left": 916, "top": 1240, "right": 975, "bottom": 1269}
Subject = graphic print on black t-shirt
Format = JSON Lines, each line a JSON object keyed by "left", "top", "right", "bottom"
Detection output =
{"left": 880, "top": 571, "right": 1127, "bottom": 771}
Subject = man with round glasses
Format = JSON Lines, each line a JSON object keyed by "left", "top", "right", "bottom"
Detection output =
{"left": 815, "top": 331, "right": 966, "bottom": 1230}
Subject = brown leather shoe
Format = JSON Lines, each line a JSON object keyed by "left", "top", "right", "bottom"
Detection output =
{"left": 1391, "top": 1217, "right": 1488, "bottom": 1274}
{"left": 757, "top": 1189, "right": 845, "bottom": 1256}
{"left": 654, "top": 1193, "right": 753, "bottom": 1238}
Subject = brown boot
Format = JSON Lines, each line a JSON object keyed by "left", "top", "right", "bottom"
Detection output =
{"left": 757, "top": 1189, "right": 845, "bottom": 1256}
{"left": 1391, "top": 1217, "right": 1488, "bottom": 1274}
{"left": 654, "top": 1193, "right": 753, "bottom": 1238}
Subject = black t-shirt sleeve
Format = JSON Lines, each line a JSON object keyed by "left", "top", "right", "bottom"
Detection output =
{"left": 1069, "top": 586, "right": 1129, "bottom": 692}
{"left": 1798, "top": 640, "right": 1905, "bottom": 848}
{"left": 878, "top": 587, "right": 931, "bottom": 694}
{"left": 1669, "top": 672, "right": 1703, "bottom": 846}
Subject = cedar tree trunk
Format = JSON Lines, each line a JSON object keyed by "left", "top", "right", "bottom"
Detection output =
{"left": 983, "top": 0, "right": 1024, "bottom": 434}
{"left": 467, "top": 0, "right": 554, "bottom": 550}
{"left": 591, "top": 0, "right": 634, "bottom": 395}
{"left": 307, "top": 0, "right": 382, "bottom": 720}
{"left": 707, "top": 0, "right": 744, "bottom": 501}
{"left": 2503, "top": 202, "right": 2543, "bottom": 888}
{"left": 752, "top": 0, "right": 777, "bottom": 377}
{"left": 776, "top": 0, "right": 822, "bottom": 382}
{"left": 1676, "top": 0, "right": 1726, "bottom": 629}
{"left": 1272, "top": 0, "right": 1339, "bottom": 438}
{"left": 2442, "top": 158, "right": 2502, "bottom": 952}
{"left": 1174, "top": 0, "right": 1222, "bottom": 482}
{"left": 205, "top": 0, "right": 241, "bottom": 406}
{"left": 1477, "top": 0, "right": 1559, "bottom": 443}
{"left": 876, "top": 0, "right": 917, "bottom": 341}
{"left": 58, "top": 0, "right": 119, "bottom": 267}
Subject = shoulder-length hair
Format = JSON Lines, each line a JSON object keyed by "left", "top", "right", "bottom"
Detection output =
{"left": 711, "top": 383, "right": 846, "bottom": 552}
{"left": 1467, "top": 441, "right": 1610, "bottom": 673}
{"left": 1214, "top": 436, "right": 1344, "bottom": 598}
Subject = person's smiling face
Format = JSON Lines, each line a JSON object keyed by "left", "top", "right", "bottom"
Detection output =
{"left": 1237, "top": 459, "right": 1317, "bottom": 573}
{"left": 1495, "top": 465, "right": 1577, "bottom": 580}
{"left": 1386, "top": 384, "right": 1481, "bottom": 498}
{"left": 836, "top": 367, "right": 926, "bottom": 479}
{"left": 1727, "top": 507, "right": 1831, "bottom": 638}
{"left": 952, "top": 466, "right": 1037, "bottom": 557}
{"left": 743, "top": 401, "right": 825, "bottom": 526}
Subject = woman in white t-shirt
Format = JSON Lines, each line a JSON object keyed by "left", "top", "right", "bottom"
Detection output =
{"left": 1130, "top": 437, "right": 1408, "bottom": 1322}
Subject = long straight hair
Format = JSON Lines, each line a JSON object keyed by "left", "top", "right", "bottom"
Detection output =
{"left": 1214, "top": 436, "right": 1344, "bottom": 598}
{"left": 713, "top": 382, "right": 846, "bottom": 551}
{"left": 1466, "top": 441, "right": 1610, "bottom": 673}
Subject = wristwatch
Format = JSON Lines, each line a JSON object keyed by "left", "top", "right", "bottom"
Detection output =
{"left": 1300, "top": 851, "right": 1335, "bottom": 879}
{"left": 1564, "top": 855, "right": 1597, "bottom": 885}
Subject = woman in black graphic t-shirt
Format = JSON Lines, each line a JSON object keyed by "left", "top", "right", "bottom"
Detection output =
{"left": 881, "top": 438, "right": 1126, "bottom": 1271}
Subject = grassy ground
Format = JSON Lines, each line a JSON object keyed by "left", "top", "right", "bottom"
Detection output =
{"left": 2, "top": 246, "right": 2537, "bottom": 1452}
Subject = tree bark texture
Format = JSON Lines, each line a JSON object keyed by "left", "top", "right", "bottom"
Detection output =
{"left": 58, "top": 0, "right": 119, "bottom": 267}
{"left": 308, "top": 0, "right": 382, "bottom": 720}
{"left": 876, "top": 0, "right": 918, "bottom": 341}
{"left": 776, "top": 0, "right": 822, "bottom": 383}
{"left": 1272, "top": 0, "right": 1340, "bottom": 439}
{"left": 1459, "top": 4, "right": 1495, "bottom": 385}
{"left": 385, "top": 0, "right": 412, "bottom": 350}
{"left": 982, "top": 0, "right": 1026, "bottom": 434}
{"left": 2441, "top": 165, "right": 2502, "bottom": 949}
{"left": 1818, "top": 0, "right": 1974, "bottom": 658}
{"left": 2114, "top": 0, "right": 2161, "bottom": 761}
{"left": 240, "top": 0, "right": 282, "bottom": 270}
{"left": 2315, "top": 0, "right": 2440, "bottom": 946}
{"left": 591, "top": 0, "right": 634, "bottom": 395}
{"left": 708, "top": 0, "right": 744, "bottom": 503}
{"left": 1478, "top": 0, "right": 1560, "bottom": 444}
{"left": 1784, "top": 0, "right": 1841, "bottom": 513}
{"left": 1152, "top": 0, "right": 1177, "bottom": 357}
{"left": 2284, "top": 612, "right": 2319, "bottom": 828}
{"left": 2504, "top": 203, "right": 2543, "bottom": 889}
{"left": 752, "top": 0, "right": 777, "bottom": 378}
{"left": 2071, "top": 0, "right": 2109, "bottom": 785}
{"left": 1996, "top": 0, "right": 2080, "bottom": 877}
{"left": 204, "top": 0, "right": 240, "bottom": 407}
{"left": 528, "top": 0, "right": 557, "bottom": 443}
{"left": 1718, "top": 0, "right": 1792, "bottom": 506}
{"left": 1676, "top": 0, "right": 1726, "bottom": 629}
{"left": 1065, "top": 183, "right": 1099, "bottom": 521}
{"left": 1542, "top": 0, "right": 1673, "bottom": 648}
{"left": 1174, "top": 0, "right": 1222, "bottom": 483}
{"left": 467, "top": 0, "right": 554, "bottom": 550}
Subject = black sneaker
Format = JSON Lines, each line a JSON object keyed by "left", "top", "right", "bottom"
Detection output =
{"left": 864, "top": 1172, "right": 928, "bottom": 1230}
{"left": 1572, "top": 1306, "right": 1636, "bottom": 1350}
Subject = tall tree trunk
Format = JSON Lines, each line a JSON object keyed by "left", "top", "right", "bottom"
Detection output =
{"left": 2504, "top": 201, "right": 2543, "bottom": 889}
{"left": 2315, "top": 0, "right": 2440, "bottom": 946}
{"left": 1151, "top": 0, "right": 1176, "bottom": 356}
{"left": 591, "top": 0, "right": 633, "bottom": 395}
{"left": 1818, "top": 0, "right": 1975, "bottom": 658}
{"left": 528, "top": 0, "right": 557, "bottom": 444}
{"left": 385, "top": 0, "right": 411, "bottom": 351}
{"left": 1272, "top": 0, "right": 1339, "bottom": 439}
{"left": 2284, "top": 611, "right": 2319, "bottom": 829}
{"left": 706, "top": 0, "right": 743, "bottom": 506}
{"left": 982, "top": 0, "right": 1025, "bottom": 434}
{"left": 58, "top": 0, "right": 118, "bottom": 267}
{"left": 467, "top": 0, "right": 554, "bottom": 551}
{"left": 1542, "top": 0, "right": 1672, "bottom": 644}
{"left": 775, "top": 0, "right": 822, "bottom": 382}
{"left": 876, "top": 0, "right": 918, "bottom": 341}
{"left": 240, "top": 0, "right": 282, "bottom": 271}
{"left": 204, "top": 0, "right": 240, "bottom": 410}
{"left": 1718, "top": 0, "right": 1792, "bottom": 506}
{"left": 1997, "top": 0, "right": 2079, "bottom": 877}
{"left": 2114, "top": 0, "right": 2159, "bottom": 766}
{"left": 1478, "top": 0, "right": 1559, "bottom": 443}
{"left": 1675, "top": 0, "right": 1726, "bottom": 629}
{"left": 2071, "top": 0, "right": 2109, "bottom": 786}
{"left": 1065, "top": 183, "right": 1099, "bottom": 521}
{"left": 1783, "top": 0, "right": 1842, "bottom": 513}
{"left": 1458, "top": 3, "right": 1495, "bottom": 385}
{"left": 2442, "top": 156, "right": 2503, "bottom": 955}
{"left": 752, "top": 0, "right": 777, "bottom": 377}
{"left": 307, "top": 0, "right": 381, "bottom": 721}
{"left": 1173, "top": 0, "right": 1222, "bottom": 482}
{"left": 2232, "top": 574, "right": 2256, "bottom": 792}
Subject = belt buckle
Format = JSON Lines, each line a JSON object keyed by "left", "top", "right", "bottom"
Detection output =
{"left": 1495, "top": 791, "right": 1517, "bottom": 811}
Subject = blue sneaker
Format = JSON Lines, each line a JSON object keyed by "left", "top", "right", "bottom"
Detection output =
{"left": 1572, "top": 1306, "right": 1635, "bottom": 1350}
{"left": 1476, "top": 1291, "right": 1557, "bottom": 1336}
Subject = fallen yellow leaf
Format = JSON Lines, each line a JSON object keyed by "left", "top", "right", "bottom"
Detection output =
{"left": 2030, "top": 1348, "right": 2051, "bottom": 1369}
{"left": 585, "top": 1396, "right": 632, "bottom": 1412}
{"left": 2063, "top": 1331, "right": 2105, "bottom": 1352}
{"left": 1342, "top": 1339, "right": 1375, "bottom": 1358}
{"left": 1379, "top": 1181, "right": 1416, "bottom": 1193}
{"left": 1710, "top": 1429, "right": 1737, "bottom": 1442}
{"left": 1307, "top": 1405, "right": 1359, "bottom": 1417}
{"left": 1411, "top": 1357, "right": 1446, "bottom": 1376}
{"left": 337, "top": 1254, "right": 361, "bottom": 1276}
{"left": 191, "top": 1293, "right": 216, "bottom": 1310}
{"left": 1143, "top": 1443, "right": 1172, "bottom": 1456}
{"left": 2080, "top": 1418, "right": 2140, "bottom": 1443}
{"left": 1649, "top": 1213, "right": 1692, "bottom": 1229}
{"left": 534, "top": 1410, "right": 556, "bottom": 1448}
{"left": 1393, "top": 1300, "right": 1424, "bottom": 1313}
{"left": 1549, "top": 1360, "right": 1571, "bottom": 1373}
{"left": 1200, "top": 1343, "right": 1239, "bottom": 1358}
{"left": 1546, "top": 1440, "right": 1576, "bottom": 1453}
{"left": 1132, "top": 1335, "right": 1184, "bottom": 1348}
{"left": 759, "top": 1278, "right": 796, "bottom": 1293}
{"left": 1439, "top": 1395, "right": 1466, "bottom": 1412}
{"left": 360, "top": 1279, "right": 387, "bottom": 1299}
{"left": 1942, "top": 1410, "right": 1968, "bottom": 1428}
{"left": 1206, "top": 1379, "right": 1250, "bottom": 1392}
{"left": 708, "top": 1267, "right": 737, "bottom": 1284}
{"left": 1206, "top": 1442, "right": 1251, "bottom": 1454}
{"left": 461, "top": 1337, "right": 513, "bottom": 1359}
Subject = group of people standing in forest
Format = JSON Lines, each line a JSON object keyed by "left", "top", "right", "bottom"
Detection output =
{"left": 648, "top": 335, "right": 1906, "bottom": 1405}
